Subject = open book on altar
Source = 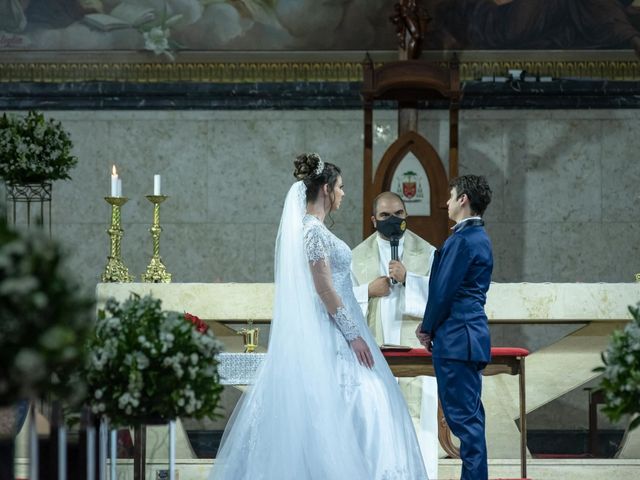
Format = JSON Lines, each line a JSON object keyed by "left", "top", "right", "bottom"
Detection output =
{"left": 83, "top": 4, "right": 155, "bottom": 31}
{"left": 380, "top": 344, "right": 413, "bottom": 352}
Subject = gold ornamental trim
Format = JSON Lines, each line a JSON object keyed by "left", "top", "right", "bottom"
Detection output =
{"left": 458, "top": 60, "right": 640, "bottom": 81}
{"left": 1, "top": 50, "right": 639, "bottom": 82}
{"left": 0, "top": 62, "right": 367, "bottom": 83}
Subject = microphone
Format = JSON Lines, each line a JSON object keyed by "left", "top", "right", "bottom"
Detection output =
{"left": 390, "top": 238, "right": 399, "bottom": 284}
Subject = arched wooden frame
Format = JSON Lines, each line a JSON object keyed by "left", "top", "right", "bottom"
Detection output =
{"left": 361, "top": 56, "right": 460, "bottom": 247}
{"left": 367, "top": 131, "right": 450, "bottom": 247}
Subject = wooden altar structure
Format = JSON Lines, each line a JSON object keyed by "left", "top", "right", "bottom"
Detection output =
{"left": 361, "top": 1, "right": 461, "bottom": 246}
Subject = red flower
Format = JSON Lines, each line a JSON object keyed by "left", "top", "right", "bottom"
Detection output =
{"left": 184, "top": 312, "right": 209, "bottom": 334}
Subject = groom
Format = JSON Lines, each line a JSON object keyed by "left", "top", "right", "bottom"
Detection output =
{"left": 417, "top": 175, "right": 493, "bottom": 480}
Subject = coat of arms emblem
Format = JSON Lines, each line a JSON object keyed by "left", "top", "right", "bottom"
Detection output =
{"left": 396, "top": 170, "right": 424, "bottom": 202}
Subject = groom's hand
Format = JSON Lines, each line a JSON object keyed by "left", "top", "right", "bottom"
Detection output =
{"left": 415, "top": 324, "right": 432, "bottom": 351}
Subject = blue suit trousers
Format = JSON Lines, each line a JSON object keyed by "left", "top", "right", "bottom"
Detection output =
{"left": 434, "top": 357, "right": 488, "bottom": 480}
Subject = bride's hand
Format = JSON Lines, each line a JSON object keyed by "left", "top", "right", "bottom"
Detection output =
{"left": 350, "top": 337, "right": 374, "bottom": 368}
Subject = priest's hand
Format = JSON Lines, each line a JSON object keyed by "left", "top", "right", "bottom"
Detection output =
{"left": 388, "top": 260, "right": 407, "bottom": 283}
{"left": 350, "top": 336, "right": 374, "bottom": 368}
{"left": 368, "top": 276, "right": 391, "bottom": 298}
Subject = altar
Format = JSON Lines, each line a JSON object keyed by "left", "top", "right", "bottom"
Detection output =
{"left": 95, "top": 282, "right": 640, "bottom": 468}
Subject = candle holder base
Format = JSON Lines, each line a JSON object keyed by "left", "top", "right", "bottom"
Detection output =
{"left": 102, "top": 257, "right": 134, "bottom": 283}
{"left": 141, "top": 258, "right": 172, "bottom": 283}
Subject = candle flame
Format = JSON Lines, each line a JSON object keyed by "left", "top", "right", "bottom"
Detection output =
{"left": 112, "top": 165, "right": 117, "bottom": 176}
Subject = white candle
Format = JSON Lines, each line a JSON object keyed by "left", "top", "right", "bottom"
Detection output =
{"left": 117, "top": 179, "right": 122, "bottom": 198}
{"left": 110, "top": 165, "right": 118, "bottom": 197}
{"left": 154, "top": 174, "right": 161, "bottom": 195}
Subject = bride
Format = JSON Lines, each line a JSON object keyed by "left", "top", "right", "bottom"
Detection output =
{"left": 209, "top": 153, "right": 428, "bottom": 480}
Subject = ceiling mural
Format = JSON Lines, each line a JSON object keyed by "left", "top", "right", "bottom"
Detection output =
{"left": 0, "top": 0, "right": 396, "bottom": 54}
{"left": 423, "top": 0, "right": 640, "bottom": 55}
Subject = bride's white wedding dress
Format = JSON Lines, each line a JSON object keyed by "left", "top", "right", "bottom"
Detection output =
{"left": 209, "top": 182, "right": 427, "bottom": 480}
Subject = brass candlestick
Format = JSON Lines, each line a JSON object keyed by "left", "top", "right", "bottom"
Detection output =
{"left": 142, "top": 195, "right": 172, "bottom": 283}
{"left": 101, "top": 197, "right": 134, "bottom": 283}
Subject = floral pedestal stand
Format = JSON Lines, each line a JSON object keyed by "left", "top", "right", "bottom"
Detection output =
{"left": 133, "top": 420, "right": 176, "bottom": 480}
{"left": 5, "top": 182, "right": 52, "bottom": 236}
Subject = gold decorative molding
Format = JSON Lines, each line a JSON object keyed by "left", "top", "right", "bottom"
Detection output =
{"left": 0, "top": 62, "right": 366, "bottom": 83}
{"left": 1, "top": 50, "right": 639, "bottom": 82}
{"left": 457, "top": 60, "right": 640, "bottom": 81}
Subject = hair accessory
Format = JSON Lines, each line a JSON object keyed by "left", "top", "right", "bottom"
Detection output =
{"left": 313, "top": 156, "right": 325, "bottom": 176}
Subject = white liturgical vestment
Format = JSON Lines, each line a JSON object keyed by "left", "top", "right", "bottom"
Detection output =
{"left": 351, "top": 230, "right": 438, "bottom": 479}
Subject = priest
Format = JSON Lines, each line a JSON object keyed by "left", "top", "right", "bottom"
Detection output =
{"left": 351, "top": 191, "right": 438, "bottom": 478}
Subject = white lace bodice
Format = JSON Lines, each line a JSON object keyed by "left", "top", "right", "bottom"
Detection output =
{"left": 302, "top": 214, "right": 360, "bottom": 341}
{"left": 302, "top": 215, "right": 352, "bottom": 279}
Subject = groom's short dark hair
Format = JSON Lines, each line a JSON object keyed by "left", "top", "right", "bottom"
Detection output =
{"left": 449, "top": 175, "right": 492, "bottom": 216}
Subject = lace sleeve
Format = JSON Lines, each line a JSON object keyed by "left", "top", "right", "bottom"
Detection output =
{"left": 304, "top": 222, "right": 360, "bottom": 342}
{"left": 303, "top": 221, "right": 331, "bottom": 264}
{"left": 331, "top": 306, "right": 359, "bottom": 342}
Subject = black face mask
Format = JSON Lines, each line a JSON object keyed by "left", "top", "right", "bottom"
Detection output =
{"left": 376, "top": 215, "right": 406, "bottom": 240}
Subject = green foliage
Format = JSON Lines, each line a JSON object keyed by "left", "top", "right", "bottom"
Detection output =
{"left": 595, "top": 302, "right": 640, "bottom": 431}
{"left": 0, "top": 220, "right": 94, "bottom": 406}
{"left": 0, "top": 111, "right": 77, "bottom": 184}
{"left": 86, "top": 294, "right": 224, "bottom": 427}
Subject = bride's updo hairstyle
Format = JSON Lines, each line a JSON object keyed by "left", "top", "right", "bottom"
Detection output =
{"left": 293, "top": 153, "right": 341, "bottom": 206}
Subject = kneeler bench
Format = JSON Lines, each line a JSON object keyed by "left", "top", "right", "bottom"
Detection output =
{"left": 382, "top": 347, "right": 530, "bottom": 479}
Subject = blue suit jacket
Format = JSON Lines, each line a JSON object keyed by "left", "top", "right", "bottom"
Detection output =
{"left": 421, "top": 219, "right": 493, "bottom": 363}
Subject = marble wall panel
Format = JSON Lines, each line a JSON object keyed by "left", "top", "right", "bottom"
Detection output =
{"left": 51, "top": 222, "right": 108, "bottom": 294}
{"left": 600, "top": 221, "right": 640, "bottom": 283}
{"left": 601, "top": 120, "right": 640, "bottom": 223}
{"left": 549, "top": 222, "right": 610, "bottom": 282}
{"left": 108, "top": 118, "right": 211, "bottom": 224}
{"left": 157, "top": 222, "right": 258, "bottom": 284}
{"left": 501, "top": 120, "right": 602, "bottom": 223}
{"left": 50, "top": 119, "right": 111, "bottom": 224}
{"left": 206, "top": 117, "right": 307, "bottom": 225}
{"left": 5, "top": 108, "right": 638, "bottom": 297}
{"left": 303, "top": 117, "right": 363, "bottom": 224}
{"left": 254, "top": 222, "right": 279, "bottom": 282}
{"left": 458, "top": 119, "right": 506, "bottom": 222}
{"left": 486, "top": 222, "right": 553, "bottom": 282}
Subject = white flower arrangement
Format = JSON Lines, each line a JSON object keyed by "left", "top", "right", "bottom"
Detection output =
{"left": 0, "top": 111, "right": 77, "bottom": 184}
{"left": 0, "top": 221, "right": 93, "bottom": 406}
{"left": 86, "top": 294, "right": 223, "bottom": 426}
{"left": 595, "top": 301, "right": 640, "bottom": 431}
